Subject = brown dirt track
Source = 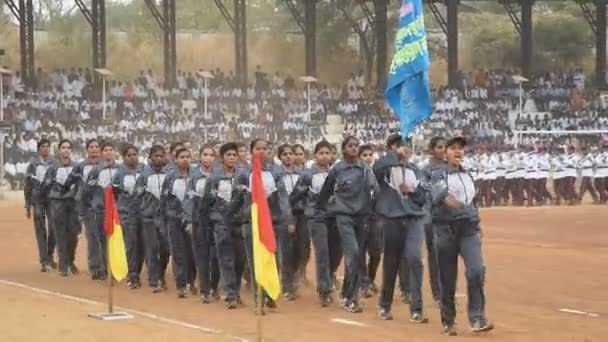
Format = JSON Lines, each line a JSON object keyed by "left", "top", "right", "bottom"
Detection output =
{"left": 0, "top": 201, "right": 607, "bottom": 342}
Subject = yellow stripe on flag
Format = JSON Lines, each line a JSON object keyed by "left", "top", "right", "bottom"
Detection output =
{"left": 251, "top": 203, "right": 280, "bottom": 300}
{"left": 108, "top": 222, "right": 128, "bottom": 282}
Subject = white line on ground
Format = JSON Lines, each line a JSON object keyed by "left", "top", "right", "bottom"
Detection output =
{"left": 331, "top": 318, "right": 368, "bottom": 327}
{"left": 559, "top": 308, "right": 599, "bottom": 317}
{"left": 0, "top": 279, "right": 250, "bottom": 342}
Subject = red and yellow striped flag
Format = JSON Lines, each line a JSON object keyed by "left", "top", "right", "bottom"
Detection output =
{"left": 251, "top": 155, "right": 281, "bottom": 300}
{"left": 104, "top": 185, "right": 128, "bottom": 282}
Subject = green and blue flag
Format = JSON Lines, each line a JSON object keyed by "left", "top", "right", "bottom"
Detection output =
{"left": 385, "top": 0, "right": 432, "bottom": 139}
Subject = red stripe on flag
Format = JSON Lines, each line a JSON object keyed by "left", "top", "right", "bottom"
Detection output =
{"left": 103, "top": 185, "right": 121, "bottom": 237}
{"left": 251, "top": 155, "right": 276, "bottom": 253}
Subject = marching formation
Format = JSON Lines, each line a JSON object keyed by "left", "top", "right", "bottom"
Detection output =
{"left": 24, "top": 134, "right": 497, "bottom": 335}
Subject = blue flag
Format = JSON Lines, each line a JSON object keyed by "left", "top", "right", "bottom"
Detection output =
{"left": 385, "top": 0, "right": 432, "bottom": 139}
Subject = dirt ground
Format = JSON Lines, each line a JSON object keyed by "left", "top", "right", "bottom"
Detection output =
{"left": 0, "top": 201, "right": 607, "bottom": 342}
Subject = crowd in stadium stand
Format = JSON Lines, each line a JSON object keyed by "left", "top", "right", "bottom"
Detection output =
{"left": 2, "top": 65, "right": 608, "bottom": 190}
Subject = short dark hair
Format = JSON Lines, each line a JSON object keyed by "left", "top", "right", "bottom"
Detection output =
{"left": 148, "top": 145, "right": 165, "bottom": 158}
{"left": 220, "top": 142, "right": 238, "bottom": 157}
{"left": 199, "top": 144, "right": 216, "bottom": 156}
{"left": 428, "top": 136, "right": 446, "bottom": 149}
{"left": 100, "top": 141, "right": 114, "bottom": 151}
{"left": 314, "top": 140, "right": 332, "bottom": 154}
{"left": 358, "top": 144, "right": 373, "bottom": 156}
{"left": 341, "top": 136, "right": 359, "bottom": 151}
{"left": 249, "top": 138, "right": 267, "bottom": 152}
{"left": 170, "top": 141, "right": 184, "bottom": 153}
{"left": 386, "top": 133, "right": 404, "bottom": 148}
{"left": 277, "top": 144, "right": 293, "bottom": 157}
{"left": 85, "top": 138, "right": 99, "bottom": 149}
{"left": 58, "top": 139, "right": 72, "bottom": 149}
{"left": 121, "top": 144, "right": 138, "bottom": 157}
{"left": 37, "top": 139, "right": 50, "bottom": 150}
{"left": 174, "top": 147, "right": 190, "bottom": 159}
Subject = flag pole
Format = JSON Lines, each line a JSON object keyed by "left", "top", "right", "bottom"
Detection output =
{"left": 107, "top": 240, "right": 114, "bottom": 314}
{"left": 256, "top": 284, "right": 264, "bottom": 342}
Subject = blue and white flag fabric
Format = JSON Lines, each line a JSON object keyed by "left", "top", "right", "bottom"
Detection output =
{"left": 385, "top": 0, "right": 432, "bottom": 139}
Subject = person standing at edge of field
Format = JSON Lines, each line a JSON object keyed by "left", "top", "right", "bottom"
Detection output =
{"left": 112, "top": 144, "right": 145, "bottom": 289}
{"left": 79, "top": 141, "right": 120, "bottom": 281}
{"left": 373, "top": 134, "right": 429, "bottom": 323}
{"left": 160, "top": 147, "right": 197, "bottom": 298}
{"left": 134, "top": 145, "right": 170, "bottom": 293}
{"left": 421, "top": 136, "right": 446, "bottom": 304}
{"left": 431, "top": 136, "right": 494, "bottom": 335}
{"left": 41, "top": 139, "right": 80, "bottom": 277}
{"left": 24, "top": 138, "right": 57, "bottom": 272}
{"left": 317, "top": 136, "right": 379, "bottom": 313}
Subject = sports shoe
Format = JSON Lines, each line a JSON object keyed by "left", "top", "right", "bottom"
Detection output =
{"left": 91, "top": 272, "right": 100, "bottom": 280}
{"left": 443, "top": 324, "right": 457, "bottom": 336}
{"left": 98, "top": 273, "right": 108, "bottom": 282}
{"left": 50, "top": 260, "right": 58, "bottom": 270}
{"left": 200, "top": 294, "right": 211, "bottom": 304}
{"left": 282, "top": 292, "right": 296, "bottom": 301}
{"left": 58, "top": 270, "right": 68, "bottom": 277}
{"left": 177, "top": 287, "right": 188, "bottom": 298}
{"left": 318, "top": 293, "right": 332, "bottom": 307}
{"left": 369, "top": 282, "right": 378, "bottom": 294}
{"left": 152, "top": 283, "right": 165, "bottom": 293}
{"left": 225, "top": 298, "right": 238, "bottom": 309}
{"left": 410, "top": 312, "right": 429, "bottom": 323}
{"left": 378, "top": 307, "right": 393, "bottom": 320}
{"left": 471, "top": 320, "right": 494, "bottom": 333}
{"left": 69, "top": 264, "right": 80, "bottom": 275}
{"left": 360, "top": 287, "right": 372, "bottom": 298}
{"left": 127, "top": 281, "right": 141, "bottom": 290}
{"left": 264, "top": 297, "right": 277, "bottom": 309}
{"left": 40, "top": 264, "right": 51, "bottom": 273}
{"left": 344, "top": 301, "right": 362, "bottom": 313}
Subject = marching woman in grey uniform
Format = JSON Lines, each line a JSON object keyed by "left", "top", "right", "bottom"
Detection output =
{"left": 317, "top": 136, "right": 378, "bottom": 313}
{"left": 358, "top": 144, "right": 382, "bottom": 298}
{"left": 42, "top": 139, "right": 80, "bottom": 276}
{"left": 113, "top": 144, "right": 145, "bottom": 289}
{"left": 431, "top": 137, "right": 493, "bottom": 335}
{"left": 290, "top": 140, "right": 336, "bottom": 306}
{"left": 160, "top": 147, "right": 196, "bottom": 298}
{"left": 374, "top": 135, "right": 429, "bottom": 322}
{"left": 184, "top": 144, "right": 220, "bottom": 303}
{"left": 421, "top": 136, "right": 446, "bottom": 304}
{"left": 291, "top": 143, "right": 311, "bottom": 286}
{"left": 201, "top": 142, "right": 243, "bottom": 309}
{"left": 232, "top": 139, "right": 293, "bottom": 309}
{"left": 276, "top": 144, "right": 300, "bottom": 300}
{"left": 24, "top": 139, "right": 56, "bottom": 272}
{"left": 79, "top": 141, "right": 120, "bottom": 281}
{"left": 135, "top": 145, "right": 170, "bottom": 292}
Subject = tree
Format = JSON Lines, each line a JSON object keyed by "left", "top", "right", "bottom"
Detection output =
{"left": 533, "top": 14, "right": 593, "bottom": 69}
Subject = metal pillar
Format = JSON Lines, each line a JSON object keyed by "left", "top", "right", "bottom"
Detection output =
{"left": 446, "top": 0, "right": 458, "bottom": 88}
{"left": 237, "top": 0, "right": 247, "bottom": 88}
{"left": 285, "top": 0, "right": 317, "bottom": 76}
{"left": 163, "top": 0, "right": 177, "bottom": 88}
{"left": 428, "top": 0, "right": 459, "bottom": 88}
{"left": 375, "top": 0, "right": 388, "bottom": 92}
{"left": 520, "top": 0, "right": 533, "bottom": 78}
{"left": 503, "top": 0, "right": 533, "bottom": 78}
{"left": 304, "top": 0, "right": 316, "bottom": 76}
{"left": 144, "top": 0, "right": 177, "bottom": 88}
{"left": 215, "top": 0, "right": 247, "bottom": 88}
{"left": 5, "top": 0, "right": 35, "bottom": 88}
{"left": 76, "top": 0, "right": 107, "bottom": 86}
